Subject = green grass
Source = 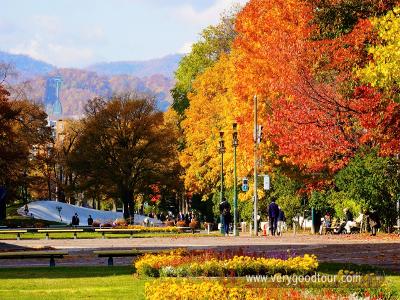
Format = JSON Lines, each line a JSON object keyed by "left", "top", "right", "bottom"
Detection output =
{"left": 0, "top": 263, "right": 398, "bottom": 300}
{"left": 0, "top": 231, "right": 219, "bottom": 240}
{"left": 0, "top": 266, "right": 147, "bottom": 300}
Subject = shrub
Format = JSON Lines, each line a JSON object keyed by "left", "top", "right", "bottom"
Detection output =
{"left": 176, "top": 220, "right": 186, "bottom": 227}
{"left": 166, "top": 220, "right": 176, "bottom": 227}
{"left": 189, "top": 220, "right": 199, "bottom": 229}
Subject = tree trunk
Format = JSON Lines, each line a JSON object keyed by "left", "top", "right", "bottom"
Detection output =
{"left": 0, "top": 187, "right": 6, "bottom": 221}
{"left": 123, "top": 201, "right": 129, "bottom": 220}
{"left": 121, "top": 189, "right": 134, "bottom": 224}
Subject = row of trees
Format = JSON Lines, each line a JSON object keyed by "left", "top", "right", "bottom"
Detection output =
{"left": 0, "top": 78, "right": 181, "bottom": 222}
{"left": 170, "top": 0, "right": 400, "bottom": 228}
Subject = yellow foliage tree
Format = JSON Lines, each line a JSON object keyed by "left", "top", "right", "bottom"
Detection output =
{"left": 180, "top": 53, "right": 273, "bottom": 200}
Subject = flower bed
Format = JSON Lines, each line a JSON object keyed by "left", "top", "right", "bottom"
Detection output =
{"left": 125, "top": 225, "right": 179, "bottom": 233}
{"left": 135, "top": 249, "right": 318, "bottom": 277}
{"left": 144, "top": 278, "right": 358, "bottom": 300}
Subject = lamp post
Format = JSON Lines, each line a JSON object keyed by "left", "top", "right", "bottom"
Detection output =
{"left": 253, "top": 95, "right": 259, "bottom": 236}
{"left": 232, "top": 123, "right": 239, "bottom": 236}
{"left": 219, "top": 131, "right": 226, "bottom": 234}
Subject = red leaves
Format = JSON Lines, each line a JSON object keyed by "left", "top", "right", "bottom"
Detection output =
{"left": 233, "top": 0, "right": 398, "bottom": 176}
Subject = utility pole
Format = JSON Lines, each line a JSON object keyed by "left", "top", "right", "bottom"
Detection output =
{"left": 232, "top": 123, "right": 239, "bottom": 236}
{"left": 253, "top": 95, "right": 258, "bottom": 236}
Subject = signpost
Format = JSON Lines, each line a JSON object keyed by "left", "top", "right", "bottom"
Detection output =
{"left": 263, "top": 175, "right": 270, "bottom": 190}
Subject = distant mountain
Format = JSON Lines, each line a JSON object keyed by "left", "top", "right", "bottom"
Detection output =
{"left": 13, "top": 69, "right": 174, "bottom": 118}
{"left": 0, "top": 51, "right": 55, "bottom": 81}
{"left": 0, "top": 50, "right": 179, "bottom": 116}
{"left": 87, "top": 54, "right": 183, "bottom": 78}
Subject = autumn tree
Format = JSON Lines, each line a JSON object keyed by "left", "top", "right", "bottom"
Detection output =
{"left": 0, "top": 84, "right": 51, "bottom": 220}
{"left": 234, "top": 0, "right": 399, "bottom": 178}
{"left": 70, "top": 94, "right": 176, "bottom": 222}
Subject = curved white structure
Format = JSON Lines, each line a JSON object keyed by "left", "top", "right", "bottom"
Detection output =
{"left": 17, "top": 200, "right": 161, "bottom": 225}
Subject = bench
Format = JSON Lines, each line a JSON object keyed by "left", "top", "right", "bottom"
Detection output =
{"left": 0, "top": 251, "right": 68, "bottom": 267}
{"left": 93, "top": 249, "right": 162, "bottom": 266}
{"left": 0, "top": 229, "right": 27, "bottom": 240}
{"left": 37, "top": 229, "right": 84, "bottom": 239}
{"left": 95, "top": 228, "right": 141, "bottom": 239}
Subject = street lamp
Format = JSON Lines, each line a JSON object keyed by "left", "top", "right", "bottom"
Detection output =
{"left": 232, "top": 123, "right": 239, "bottom": 236}
{"left": 219, "top": 131, "right": 226, "bottom": 234}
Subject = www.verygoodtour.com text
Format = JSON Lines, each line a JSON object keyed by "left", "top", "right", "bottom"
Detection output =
{"left": 245, "top": 273, "right": 384, "bottom": 287}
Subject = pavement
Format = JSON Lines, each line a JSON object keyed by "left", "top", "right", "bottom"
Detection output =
{"left": 1, "top": 233, "right": 399, "bottom": 271}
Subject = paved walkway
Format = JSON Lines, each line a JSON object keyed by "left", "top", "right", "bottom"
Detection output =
{"left": 1, "top": 233, "right": 399, "bottom": 271}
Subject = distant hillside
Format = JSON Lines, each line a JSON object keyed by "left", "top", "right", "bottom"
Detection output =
{"left": 0, "top": 51, "right": 55, "bottom": 81}
{"left": 0, "top": 50, "right": 178, "bottom": 116}
{"left": 13, "top": 69, "right": 174, "bottom": 118}
{"left": 87, "top": 54, "right": 183, "bottom": 78}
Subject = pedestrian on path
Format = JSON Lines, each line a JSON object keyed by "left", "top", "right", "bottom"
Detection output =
{"left": 219, "top": 198, "right": 231, "bottom": 236}
{"left": 268, "top": 200, "right": 279, "bottom": 236}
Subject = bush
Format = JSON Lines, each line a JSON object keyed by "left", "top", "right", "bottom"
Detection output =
{"left": 166, "top": 220, "right": 176, "bottom": 227}
{"left": 176, "top": 220, "right": 186, "bottom": 227}
{"left": 189, "top": 220, "right": 199, "bottom": 229}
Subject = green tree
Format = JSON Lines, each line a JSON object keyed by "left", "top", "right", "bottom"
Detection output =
{"left": 334, "top": 148, "right": 399, "bottom": 227}
{"left": 171, "top": 7, "right": 239, "bottom": 116}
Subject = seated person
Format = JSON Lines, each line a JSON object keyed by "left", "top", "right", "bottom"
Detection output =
{"left": 344, "top": 210, "right": 363, "bottom": 233}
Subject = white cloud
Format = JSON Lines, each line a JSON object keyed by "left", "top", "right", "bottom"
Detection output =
{"left": 178, "top": 41, "right": 193, "bottom": 54}
{"left": 174, "top": 0, "right": 249, "bottom": 25}
{"left": 33, "top": 15, "right": 61, "bottom": 35}
{"left": 10, "top": 39, "right": 95, "bottom": 67}
{"left": 82, "top": 26, "right": 105, "bottom": 42}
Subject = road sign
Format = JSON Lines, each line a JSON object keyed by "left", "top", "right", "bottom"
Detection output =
{"left": 242, "top": 177, "right": 249, "bottom": 192}
{"left": 264, "top": 175, "right": 270, "bottom": 190}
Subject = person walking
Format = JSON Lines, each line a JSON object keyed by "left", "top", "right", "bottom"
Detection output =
{"left": 277, "top": 207, "right": 286, "bottom": 236}
{"left": 268, "top": 200, "right": 280, "bottom": 236}
{"left": 87, "top": 215, "right": 93, "bottom": 226}
{"left": 219, "top": 197, "right": 231, "bottom": 236}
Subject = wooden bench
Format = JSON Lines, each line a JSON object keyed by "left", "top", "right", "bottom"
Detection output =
{"left": 0, "top": 251, "right": 68, "bottom": 267}
{"left": 0, "top": 229, "right": 27, "bottom": 240}
{"left": 93, "top": 249, "right": 168, "bottom": 266}
{"left": 37, "top": 229, "right": 84, "bottom": 239}
{"left": 95, "top": 228, "right": 141, "bottom": 239}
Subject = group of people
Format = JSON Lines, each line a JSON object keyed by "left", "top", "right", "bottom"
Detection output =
{"left": 268, "top": 199, "right": 286, "bottom": 236}
{"left": 71, "top": 213, "right": 93, "bottom": 226}
{"left": 219, "top": 198, "right": 286, "bottom": 236}
{"left": 322, "top": 208, "right": 381, "bottom": 235}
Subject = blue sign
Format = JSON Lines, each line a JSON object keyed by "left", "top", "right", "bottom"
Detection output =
{"left": 242, "top": 177, "right": 249, "bottom": 192}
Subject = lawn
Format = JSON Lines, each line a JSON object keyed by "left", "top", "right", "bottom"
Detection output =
{"left": 0, "top": 231, "right": 219, "bottom": 240}
{"left": 0, "top": 263, "right": 398, "bottom": 300}
{"left": 0, "top": 266, "right": 147, "bottom": 300}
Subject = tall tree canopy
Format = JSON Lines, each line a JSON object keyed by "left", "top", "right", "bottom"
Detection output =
{"left": 71, "top": 95, "right": 177, "bottom": 221}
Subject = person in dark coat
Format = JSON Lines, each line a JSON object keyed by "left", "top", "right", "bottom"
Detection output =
{"left": 87, "top": 215, "right": 93, "bottom": 226}
{"left": 277, "top": 207, "right": 286, "bottom": 236}
{"left": 268, "top": 200, "right": 280, "bottom": 236}
{"left": 219, "top": 197, "right": 231, "bottom": 236}
{"left": 178, "top": 211, "right": 185, "bottom": 221}
{"left": 72, "top": 213, "right": 80, "bottom": 226}
{"left": 368, "top": 209, "right": 380, "bottom": 236}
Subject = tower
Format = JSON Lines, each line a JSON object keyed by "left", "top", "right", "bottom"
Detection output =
{"left": 44, "top": 76, "right": 63, "bottom": 117}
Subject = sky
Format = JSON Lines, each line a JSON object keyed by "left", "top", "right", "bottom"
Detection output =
{"left": 0, "top": 0, "right": 249, "bottom": 68}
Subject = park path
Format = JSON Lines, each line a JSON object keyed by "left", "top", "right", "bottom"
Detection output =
{"left": 1, "top": 233, "right": 399, "bottom": 271}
